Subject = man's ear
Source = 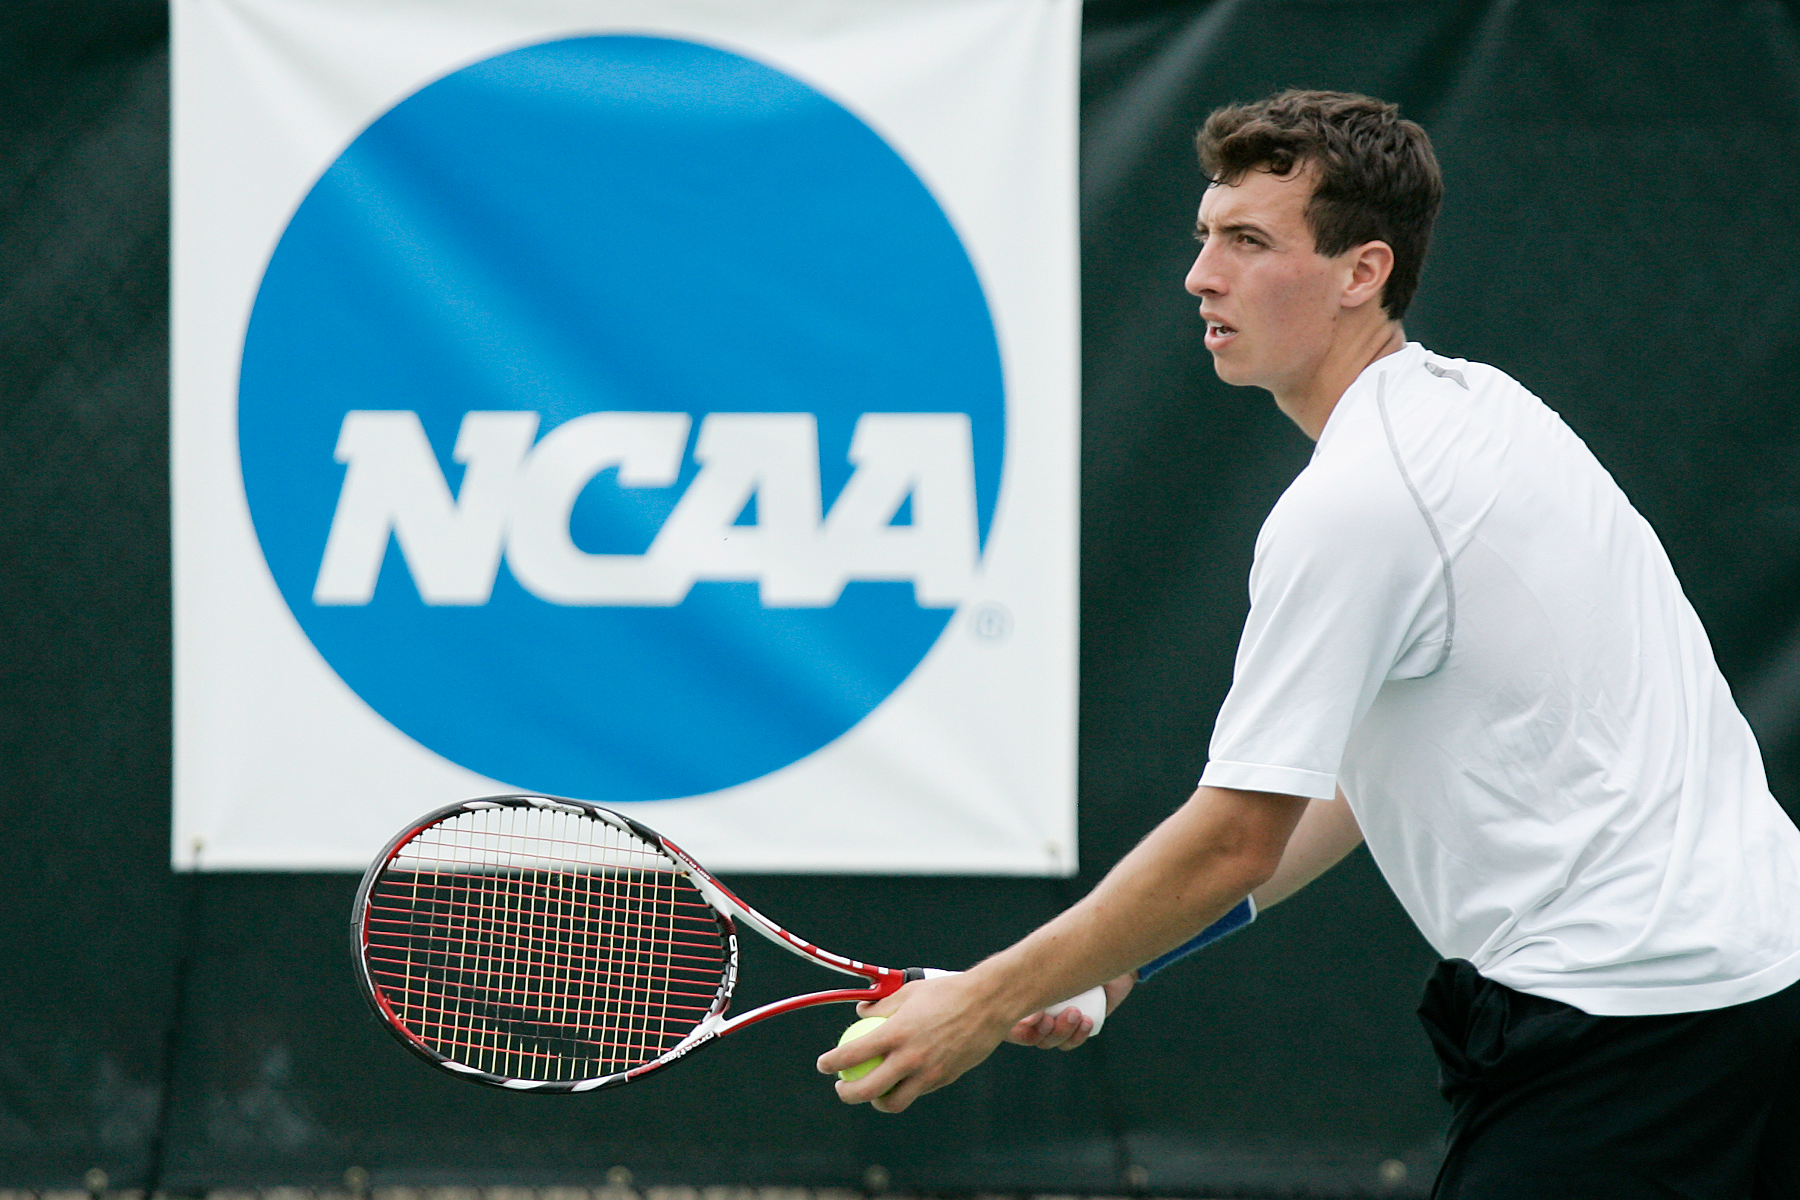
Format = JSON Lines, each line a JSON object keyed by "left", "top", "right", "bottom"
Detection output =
{"left": 1343, "top": 240, "right": 1394, "bottom": 310}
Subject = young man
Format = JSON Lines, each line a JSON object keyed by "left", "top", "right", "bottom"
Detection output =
{"left": 816, "top": 91, "right": 1800, "bottom": 1196}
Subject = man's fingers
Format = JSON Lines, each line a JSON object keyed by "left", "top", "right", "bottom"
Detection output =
{"left": 854, "top": 995, "right": 903, "bottom": 1018}
{"left": 1005, "top": 1005, "right": 1092, "bottom": 1050}
{"left": 865, "top": 1068, "right": 917, "bottom": 1113}
{"left": 816, "top": 1038, "right": 887, "bottom": 1078}
{"left": 834, "top": 1052, "right": 934, "bottom": 1112}
{"left": 816, "top": 985, "right": 919, "bottom": 1075}
{"left": 833, "top": 1062, "right": 899, "bottom": 1107}
{"left": 816, "top": 1018, "right": 900, "bottom": 1077}
{"left": 1043, "top": 1006, "right": 1092, "bottom": 1050}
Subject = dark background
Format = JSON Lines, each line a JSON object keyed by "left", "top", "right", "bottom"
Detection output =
{"left": 3, "top": 1, "right": 1798, "bottom": 1196}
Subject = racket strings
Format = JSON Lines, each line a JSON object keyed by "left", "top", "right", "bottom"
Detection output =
{"left": 363, "top": 806, "right": 730, "bottom": 1082}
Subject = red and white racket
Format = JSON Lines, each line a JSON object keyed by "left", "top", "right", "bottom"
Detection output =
{"left": 351, "top": 794, "right": 1105, "bottom": 1092}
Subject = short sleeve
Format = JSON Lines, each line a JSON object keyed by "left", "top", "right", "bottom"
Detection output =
{"left": 1201, "top": 457, "right": 1448, "bottom": 799}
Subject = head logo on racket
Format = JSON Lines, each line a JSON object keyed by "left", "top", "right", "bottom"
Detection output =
{"left": 239, "top": 35, "right": 1005, "bottom": 802}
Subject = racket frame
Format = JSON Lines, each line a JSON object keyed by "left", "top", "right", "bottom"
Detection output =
{"left": 351, "top": 794, "right": 909, "bottom": 1092}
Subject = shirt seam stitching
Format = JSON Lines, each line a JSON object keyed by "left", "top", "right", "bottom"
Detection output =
{"left": 1375, "top": 371, "right": 1456, "bottom": 673}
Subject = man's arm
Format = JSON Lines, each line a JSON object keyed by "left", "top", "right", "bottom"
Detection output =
{"left": 814, "top": 784, "right": 1308, "bottom": 1112}
{"left": 1253, "top": 789, "right": 1363, "bottom": 910}
{"left": 1010, "top": 788, "right": 1363, "bottom": 1050}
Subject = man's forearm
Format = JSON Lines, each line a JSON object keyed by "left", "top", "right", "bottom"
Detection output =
{"left": 960, "top": 784, "right": 1308, "bottom": 1020}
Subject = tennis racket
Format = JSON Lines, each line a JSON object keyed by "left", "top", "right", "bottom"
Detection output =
{"left": 351, "top": 793, "right": 1106, "bottom": 1092}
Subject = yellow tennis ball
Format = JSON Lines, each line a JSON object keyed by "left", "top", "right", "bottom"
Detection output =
{"left": 836, "top": 1015, "right": 887, "bottom": 1082}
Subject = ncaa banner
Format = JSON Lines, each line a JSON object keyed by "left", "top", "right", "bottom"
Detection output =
{"left": 171, "top": 0, "right": 1080, "bottom": 873}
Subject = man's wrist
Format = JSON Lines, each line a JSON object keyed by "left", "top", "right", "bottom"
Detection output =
{"left": 963, "top": 940, "right": 1099, "bottom": 1025}
{"left": 953, "top": 956, "right": 1045, "bottom": 1028}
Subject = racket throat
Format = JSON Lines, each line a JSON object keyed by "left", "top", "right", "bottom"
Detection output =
{"left": 713, "top": 984, "right": 893, "bottom": 1036}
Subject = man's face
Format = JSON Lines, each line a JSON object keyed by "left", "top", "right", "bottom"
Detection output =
{"left": 1185, "top": 165, "right": 1353, "bottom": 395}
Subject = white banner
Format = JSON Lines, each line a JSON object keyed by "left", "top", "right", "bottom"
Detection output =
{"left": 171, "top": 0, "right": 1080, "bottom": 873}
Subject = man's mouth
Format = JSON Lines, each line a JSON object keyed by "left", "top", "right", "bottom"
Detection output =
{"left": 1205, "top": 319, "right": 1238, "bottom": 343}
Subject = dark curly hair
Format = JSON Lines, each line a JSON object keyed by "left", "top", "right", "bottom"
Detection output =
{"left": 1196, "top": 90, "right": 1443, "bottom": 320}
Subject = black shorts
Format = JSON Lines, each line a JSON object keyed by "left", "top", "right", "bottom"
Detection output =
{"left": 1417, "top": 958, "right": 1800, "bottom": 1199}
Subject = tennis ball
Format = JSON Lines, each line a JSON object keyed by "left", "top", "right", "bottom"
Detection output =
{"left": 836, "top": 1015, "right": 887, "bottom": 1082}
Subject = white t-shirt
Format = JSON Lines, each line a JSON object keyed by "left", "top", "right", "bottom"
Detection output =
{"left": 1201, "top": 341, "right": 1800, "bottom": 1016}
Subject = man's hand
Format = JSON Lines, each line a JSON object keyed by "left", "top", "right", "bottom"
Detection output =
{"left": 815, "top": 972, "right": 1018, "bottom": 1113}
{"left": 1006, "top": 971, "right": 1136, "bottom": 1050}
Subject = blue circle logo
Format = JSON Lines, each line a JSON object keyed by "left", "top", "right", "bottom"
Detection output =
{"left": 239, "top": 36, "right": 1004, "bottom": 801}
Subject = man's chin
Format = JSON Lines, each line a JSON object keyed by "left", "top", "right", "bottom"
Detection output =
{"left": 1208, "top": 351, "right": 1253, "bottom": 388}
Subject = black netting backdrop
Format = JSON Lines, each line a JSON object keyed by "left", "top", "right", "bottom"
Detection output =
{"left": 3, "top": 1, "right": 1797, "bottom": 1195}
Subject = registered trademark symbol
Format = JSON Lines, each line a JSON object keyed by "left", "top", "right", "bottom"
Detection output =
{"left": 971, "top": 603, "right": 1012, "bottom": 642}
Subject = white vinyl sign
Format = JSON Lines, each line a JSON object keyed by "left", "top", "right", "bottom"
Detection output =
{"left": 171, "top": 0, "right": 1080, "bottom": 873}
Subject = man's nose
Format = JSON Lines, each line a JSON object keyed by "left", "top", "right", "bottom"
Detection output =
{"left": 1185, "top": 250, "right": 1220, "bottom": 297}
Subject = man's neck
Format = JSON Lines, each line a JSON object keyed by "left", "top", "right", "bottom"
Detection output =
{"left": 1275, "top": 321, "right": 1407, "bottom": 441}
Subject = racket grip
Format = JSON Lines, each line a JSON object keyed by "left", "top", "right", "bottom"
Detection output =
{"left": 915, "top": 969, "right": 1107, "bottom": 1037}
{"left": 1046, "top": 984, "right": 1107, "bottom": 1035}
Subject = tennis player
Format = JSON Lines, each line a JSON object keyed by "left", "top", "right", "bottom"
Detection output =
{"left": 817, "top": 90, "right": 1800, "bottom": 1196}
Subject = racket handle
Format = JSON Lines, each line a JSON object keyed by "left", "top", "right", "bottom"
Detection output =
{"left": 914, "top": 969, "right": 1107, "bottom": 1037}
{"left": 1046, "top": 983, "right": 1108, "bottom": 1036}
